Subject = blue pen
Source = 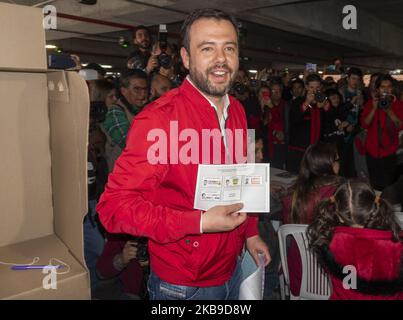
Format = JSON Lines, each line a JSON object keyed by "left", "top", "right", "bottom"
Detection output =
{"left": 11, "top": 265, "right": 64, "bottom": 270}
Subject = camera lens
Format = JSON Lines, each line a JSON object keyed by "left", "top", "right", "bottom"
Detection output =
{"left": 158, "top": 52, "right": 172, "bottom": 69}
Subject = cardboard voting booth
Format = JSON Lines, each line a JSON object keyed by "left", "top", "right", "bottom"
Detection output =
{"left": 0, "top": 3, "right": 90, "bottom": 299}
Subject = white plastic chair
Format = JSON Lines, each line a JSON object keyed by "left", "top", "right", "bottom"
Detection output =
{"left": 278, "top": 224, "right": 332, "bottom": 300}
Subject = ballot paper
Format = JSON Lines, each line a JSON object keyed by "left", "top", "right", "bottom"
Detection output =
{"left": 194, "top": 163, "right": 270, "bottom": 212}
{"left": 239, "top": 252, "right": 265, "bottom": 300}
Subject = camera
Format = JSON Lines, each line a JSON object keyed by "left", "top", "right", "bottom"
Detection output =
{"left": 233, "top": 82, "right": 247, "bottom": 95}
{"left": 127, "top": 51, "right": 147, "bottom": 70}
{"left": 135, "top": 237, "right": 149, "bottom": 263}
{"left": 158, "top": 24, "right": 173, "bottom": 69}
{"left": 314, "top": 91, "right": 327, "bottom": 103}
{"left": 378, "top": 93, "right": 394, "bottom": 110}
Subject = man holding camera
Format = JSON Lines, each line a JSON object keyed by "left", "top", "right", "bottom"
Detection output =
{"left": 361, "top": 73, "right": 403, "bottom": 190}
{"left": 287, "top": 73, "right": 328, "bottom": 173}
{"left": 97, "top": 8, "right": 270, "bottom": 300}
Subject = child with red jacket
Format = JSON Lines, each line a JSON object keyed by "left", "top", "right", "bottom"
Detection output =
{"left": 308, "top": 180, "right": 403, "bottom": 300}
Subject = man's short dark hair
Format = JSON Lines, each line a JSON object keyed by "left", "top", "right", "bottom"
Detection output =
{"left": 305, "top": 73, "right": 322, "bottom": 85}
{"left": 375, "top": 73, "right": 395, "bottom": 89}
{"left": 291, "top": 78, "right": 304, "bottom": 87}
{"left": 133, "top": 25, "right": 150, "bottom": 39}
{"left": 347, "top": 67, "right": 363, "bottom": 78}
{"left": 325, "top": 88, "right": 342, "bottom": 99}
{"left": 180, "top": 8, "right": 239, "bottom": 52}
{"left": 119, "top": 69, "right": 149, "bottom": 88}
{"left": 85, "top": 62, "right": 106, "bottom": 77}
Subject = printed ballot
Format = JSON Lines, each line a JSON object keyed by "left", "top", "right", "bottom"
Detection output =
{"left": 194, "top": 163, "right": 270, "bottom": 212}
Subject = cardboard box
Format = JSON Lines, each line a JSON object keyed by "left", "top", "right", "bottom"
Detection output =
{"left": 0, "top": 3, "right": 90, "bottom": 299}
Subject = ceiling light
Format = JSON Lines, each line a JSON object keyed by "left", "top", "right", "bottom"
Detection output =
{"left": 45, "top": 44, "right": 57, "bottom": 49}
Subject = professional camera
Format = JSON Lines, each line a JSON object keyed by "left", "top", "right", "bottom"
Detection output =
{"left": 314, "top": 90, "right": 327, "bottom": 103}
{"left": 378, "top": 93, "right": 394, "bottom": 110}
{"left": 135, "top": 237, "right": 149, "bottom": 263}
{"left": 127, "top": 50, "right": 147, "bottom": 70}
{"left": 233, "top": 82, "right": 248, "bottom": 95}
{"left": 157, "top": 24, "right": 173, "bottom": 69}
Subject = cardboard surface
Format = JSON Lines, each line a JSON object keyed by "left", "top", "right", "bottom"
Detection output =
{"left": 0, "top": 72, "right": 54, "bottom": 247}
{"left": 0, "top": 235, "right": 88, "bottom": 300}
{"left": 0, "top": 3, "right": 90, "bottom": 299}
{"left": 0, "top": 3, "right": 46, "bottom": 70}
{"left": 49, "top": 71, "right": 89, "bottom": 266}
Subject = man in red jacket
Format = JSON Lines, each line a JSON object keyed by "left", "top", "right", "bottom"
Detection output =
{"left": 361, "top": 73, "right": 403, "bottom": 190}
{"left": 96, "top": 8, "right": 270, "bottom": 300}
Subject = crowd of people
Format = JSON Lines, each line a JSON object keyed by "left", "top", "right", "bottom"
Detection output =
{"left": 67, "top": 8, "right": 403, "bottom": 300}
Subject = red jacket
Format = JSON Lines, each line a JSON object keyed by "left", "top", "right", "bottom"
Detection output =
{"left": 318, "top": 227, "right": 403, "bottom": 300}
{"left": 360, "top": 99, "right": 403, "bottom": 158}
{"left": 96, "top": 79, "right": 258, "bottom": 287}
{"left": 282, "top": 183, "right": 337, "bottom": 224}
{"left": 267, "top": 100, "right": 286, "bottom": 157}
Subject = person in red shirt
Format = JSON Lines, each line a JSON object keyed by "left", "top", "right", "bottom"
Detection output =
{"left": 282, "top": 142, "right": 341, "bottom": 296}
{"left": 266, "top": 82, "right": 287, "bottom": 169}
{"left": 96, "top": 8, "right": 270, "bottom": 300}
{"left": 287, "top": 74, "right": 329, "bottom": 173}
{"left": 308, "top": 180, "right": 403, "bottom": 300}
{"left": 360, "top": 73, "right": 403, "bottom": 190}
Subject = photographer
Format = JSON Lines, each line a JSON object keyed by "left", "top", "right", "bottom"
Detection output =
{"left": 337, "top": 67, "right": 364, "bottom": 177}
{"left": 266, "top": 82, "right": 287, "bottom": 169}
{"left": 287, "top": 73, "right": 328, "bottom": 173}
{"left": 361, "top": 73, "right": 403, "bottom": 190}
{"left": 128, "top": 25, "right": 159, "bottom": 75}
{"left": 96, "top": 234, "right": 149, "bottom": 300}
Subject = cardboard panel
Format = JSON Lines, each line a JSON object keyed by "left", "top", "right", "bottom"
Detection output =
{"left": 0, "top": 235, "right": 89, "bottom": 299}
{"left": 49, "top": 71, "right": 89, "bottom": 266}
{"left": 0, "top": 3, "right": 46, "bottom": 70}
{"left": 0, "top": 72, "right": 54, "bottom": 246}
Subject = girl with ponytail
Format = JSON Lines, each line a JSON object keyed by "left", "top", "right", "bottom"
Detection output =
{"left": 308, "top": 180, "right": 403, "bottom": 299}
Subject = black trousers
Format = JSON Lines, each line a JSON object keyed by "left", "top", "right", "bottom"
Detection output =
{"left": 366, "top": 153, "right": 397, "bottom": 191}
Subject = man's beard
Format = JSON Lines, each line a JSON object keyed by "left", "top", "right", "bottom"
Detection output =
{"left": 137, "top": 41, "right": 150, "bottom": 50}
{"left": 189, "top": 63, "right": 235, "bottom": 97}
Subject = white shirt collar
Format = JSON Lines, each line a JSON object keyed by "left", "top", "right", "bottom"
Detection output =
{"left": 186, "top": 75, "right": 230, "bottom": 120}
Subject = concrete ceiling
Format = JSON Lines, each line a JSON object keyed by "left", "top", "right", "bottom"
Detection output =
{"left": 2, "top": 0, "right": 403, "bottom": 73}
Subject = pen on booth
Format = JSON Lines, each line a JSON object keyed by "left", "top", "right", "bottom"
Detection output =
{"left": 11, "top": 265, "right": 65, "bottom": 270}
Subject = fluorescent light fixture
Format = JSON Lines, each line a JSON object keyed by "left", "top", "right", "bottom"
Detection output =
{"left": 45, "top": 44, "right": 57, "bottom": 49}
{"left": 248, "top": 70, "right": 258, "bottom": 74}
{"left": 81, "top": 63, "right": 112, "bottom": 69}
{"left": 318, "top": 70, "right": 324, "bottom": 74}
